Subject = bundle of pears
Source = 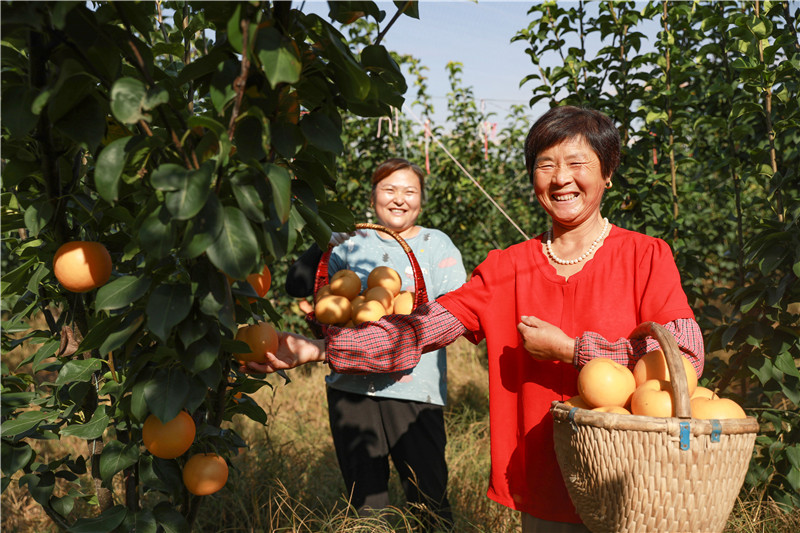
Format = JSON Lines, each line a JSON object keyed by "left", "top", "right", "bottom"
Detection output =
{"left": 566, "top": 350, "right": 746, "bottom": 420}
{"left": 314, "top": 266, "right": 414, "bottom": 327}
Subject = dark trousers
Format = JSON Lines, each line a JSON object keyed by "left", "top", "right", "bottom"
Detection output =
{"left": 327, "top": 387, "right": 452, "bottom": 529}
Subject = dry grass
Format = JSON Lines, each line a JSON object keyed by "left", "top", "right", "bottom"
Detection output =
{"left": 4, "top": 330, "right": 798, "bottom": 532}
{"left": 196, "top": 336, "right": 517, "bottom": 532}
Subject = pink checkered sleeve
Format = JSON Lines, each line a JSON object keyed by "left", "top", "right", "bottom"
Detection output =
{"left": 325, "top": 301, "right": 467, "bottom": 374}
{"left": 573, "top": 318, "right": 704, "bottom": 377}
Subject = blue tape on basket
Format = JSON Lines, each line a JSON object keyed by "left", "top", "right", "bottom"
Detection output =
{"left": 568, "top": 407, "right": 578, "bottom": 431}
{"left": 679, "top": 421, "right": 690, "bottom": 450}
{"left": 710, "top": 419, "right": 722, "bottom": 443}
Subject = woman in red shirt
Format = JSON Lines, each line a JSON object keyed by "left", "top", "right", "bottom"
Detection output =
{"left": 246, "top": 106, "right": 704, "bottom": 532}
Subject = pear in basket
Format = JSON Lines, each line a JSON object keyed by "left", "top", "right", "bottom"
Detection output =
{"left": 330, "top": 269, "right": 361, "bottom": 300}
{"left": 691, "top": 396, "right": 746, "bottom": 419}
{"left": 368, "top": 266, "right": 402, "bottom": 296}
{"left": 393, "top": 291, "right": 414, "bottom": 315}
{"left": 577, "top": 357, "right": 636, "bottom": 409}
{"left": 631, "top": 379, "right": 675, "bottom": 417}
{"left": 364, "top": 286, "right": 393, "bottom": 312}
{"left": 354, "top": 300, "right": 386, "bottom": 325}
{"left": 633, "top": 349, "right": 698, "bottom": 396}
{"left": 315, "top": 295, "right": 352, "bottom": 325}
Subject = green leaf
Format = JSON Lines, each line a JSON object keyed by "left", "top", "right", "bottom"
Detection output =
{"left": 787, "top": 445, "right": 800, "bottom": 470}
{"left": 164, "top": 162, "right": 214, "bottom": 220}
{"left": 263, "top": 163, "right": 292, "bottom": 223}
{"left": 95, "top": 136, "right": 134, "bottom": 203}
{"left": 226, "top": 4, "right": 244, "bottom": 52}
{"left": 189, "top": 115, "right": 231, "bottom": 168}
{"left": 256, "top": 26, "right": 302, "bottom": 88}
{"left": 131, "top": 510, "right": 158, "bottom": 533}
{"left": 143, "top": 86, "right": 169, "bottom": 110}
{"left": 0, "top": 410, "right": 50, "bottom": 438}
{"left": 130, "top": 380, "right": 148, "bottom": 422}
{"left": 268, "top": 122, "right": 303, "bottom": 158}
{"left": 99, "top": 312, "right": 145, "bottom": 357}
{"left": 150, "top": 163, "right": 188, "bottom": 191}
{"left": 138, "top": 206, "right": 175, "bottom": 260}
{"left": 318, "top": 201, "right": 356, "bottom": 232}
{"left": 55, "top": 359, "right": 102, "bottom": 385}
{"left": 180, "top": 193, "right": 223, "bottom": 259}
{"left": 300, "top": 112, "right": 344, "bottom": 155}
{"left": 152, "top": 41, "right": 184, "bottom": 58}
{"left": 153, "top": 502, "right": 191, "bottom": 533}
{"left": 231, "top": 176, "right": 267, "bottom": 223}
{"left": 180, "top": 330, "right": 221, "bottom": 374}
{"left": 1, "top": 85, "right": 38, "bottom": 138}
{"left": 748, "top": 356, "right": 774, "bottom": 385}
{"left": 51, "top": 494, "right": 75, "bottom": 516}
{"left": 54, "top": 96, "right": 105, "bottom": 150}
{"left": 177, "top": 48, "right": 228, "bottom": 86}
{"left": 144, "top": 367, "right": 191, "bottom": 423}
{"left": 23, "top": 200, "right": 53, "bottom": 237}
{"left": 230, "top": 397, "right": 268, "bottom": 424}
{"left": 68, "top": 505, "right": 127, "bottom": 533}
{"left": 99, "top": 440, "right": 139, "bottom": 484}
{"left": 29, "top": 340, "right": 60, "bottom": 372}
{"left": 194, "top": 263, "right": 236, "bottom": 334}
{"left": 205, "top": 206, "right": 260, "bottom": 281}
{"left": 0, "top": 441, "right": 33, "bottom": 475}
{"left": 95, "top": 275, "right": 151, "bottom": 311}
{"left": 76, "top": 315, "right": 124, "bottom": 356}
{"left": 395, "top": 0, "right": 419, "bottom": 18}
{"left": 787, "top": 465, "right": 800, "bottom": 492}
{"left": 774, "top": 351, "right": 800, "bottom": 378}
{"left": 145, "top": 284, "right": 193, "bottom": 342}
{"left": 295, "top": 201, "right": 333, "bottom": 250}
{"left": 233, "top": 115, "right": 267, "bottom": 161}
{"left": 20, "top": 472, "right": 55, "bottom": 505}
{"left": 110, "top": 77, "right": 148, "bottom": 124}
{"left": 645, "top": 109, "right": 668, "bottom": 124}
{"left": 323, "top": 26, "right": 370, "bottom": 101}
{"left": 209, "top": 60, "right": 238, "bottom": 114}
{"left": 60, "top": 408, "right": 109, "bottom": 440}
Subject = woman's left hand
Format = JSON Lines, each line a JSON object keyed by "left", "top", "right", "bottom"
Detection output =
{"left": 518, "top": 315, "right": 575, "bottom": 364}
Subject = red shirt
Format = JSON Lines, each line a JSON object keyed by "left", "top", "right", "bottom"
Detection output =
{"left": 326, "top": 225, "right": 699, "bottom": 522}
{"left": 437, "top": 226, "right": 695, "bottom": 521}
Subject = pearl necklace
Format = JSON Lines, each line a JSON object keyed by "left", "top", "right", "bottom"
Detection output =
{"left": 545, "top": 218, "right": 610, "bottom": 265}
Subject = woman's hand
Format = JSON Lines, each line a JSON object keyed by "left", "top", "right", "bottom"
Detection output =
{"left": 517, "top": 315, "right": 575, "bottom": 364}
{"left": 241, "top": 331, "right": 326, "bottom": 374}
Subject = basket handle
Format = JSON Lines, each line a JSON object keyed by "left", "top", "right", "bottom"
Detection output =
{"left": 313, "top": 223, "right": 429, "bottom": 309}
{"left": 630, "top": 321, "right": 692, "bottom": 419}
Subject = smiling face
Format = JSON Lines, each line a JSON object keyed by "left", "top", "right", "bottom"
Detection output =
{"left": 372, "top": 167, "right": 422, "bottom": 235}
{"left": 532, "top": 135, "right": 609, "bottom": 230}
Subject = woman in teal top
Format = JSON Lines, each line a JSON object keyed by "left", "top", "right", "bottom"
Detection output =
{"left": 286, "top": 158, "right": 466, "bottom": 529}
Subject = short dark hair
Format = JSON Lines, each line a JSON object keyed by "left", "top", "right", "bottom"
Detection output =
{"left": 370, "top": 158, "right": 426, "bottom": 201}
{"left": 524, "top": 106, "right": 620, "bottom": 183}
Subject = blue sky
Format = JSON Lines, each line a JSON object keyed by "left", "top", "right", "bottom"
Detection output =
{"left": 303, "top": 1, "right": 542, "bottom": 126}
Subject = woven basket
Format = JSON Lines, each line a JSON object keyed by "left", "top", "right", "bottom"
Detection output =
{"left": 304, "top": 223, "right": 429, "bottom": 337}
{"left": 551, "top": 322, "right": 759, "bottom": 533}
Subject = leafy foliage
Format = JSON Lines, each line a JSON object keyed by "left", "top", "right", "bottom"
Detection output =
{"left": 1, "top": 1, "right": 413, "bottom": 529}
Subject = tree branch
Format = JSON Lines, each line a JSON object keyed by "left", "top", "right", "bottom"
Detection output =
{"left": 227, "top": 18, "right": 251, "bottom": 141}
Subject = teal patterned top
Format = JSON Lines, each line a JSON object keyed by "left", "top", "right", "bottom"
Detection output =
{"left": 326, "top": 227, "right": 467, "bottom": 405}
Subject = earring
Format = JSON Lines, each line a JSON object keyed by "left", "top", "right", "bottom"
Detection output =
{"left": 605, "top": 181, "right": 612, "bottom": 189}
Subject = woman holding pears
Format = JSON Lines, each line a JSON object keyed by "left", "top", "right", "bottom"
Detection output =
{"left": 258, "top": 108, "right": 704, "bottom": 532}
{"left": 284, "top": 157, "right": 466, "bottom": 529}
